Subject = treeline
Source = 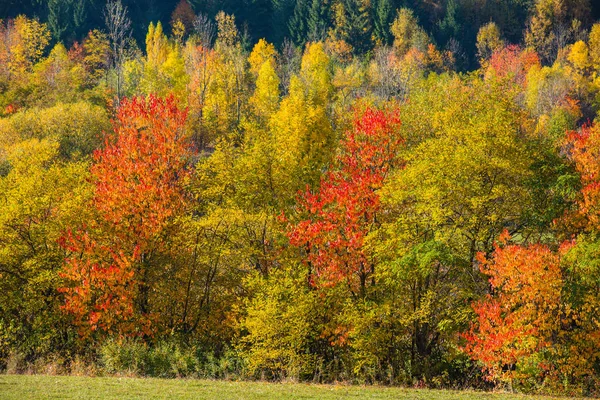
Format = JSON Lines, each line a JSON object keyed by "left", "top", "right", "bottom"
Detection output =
{"left": 2, "top": 0, "right": 600, "bottom": 396}
{"left": 3, "top": 0, "right": 600, "bottom": 68}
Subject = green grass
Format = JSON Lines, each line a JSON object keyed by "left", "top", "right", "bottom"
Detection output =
{"left": 0, "top": 374, "right": 574, "bottom": 399}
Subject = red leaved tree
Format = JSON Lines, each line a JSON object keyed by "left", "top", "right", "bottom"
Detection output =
{"left": 486, "top": 45, "right": 540, "bottom": 86}
{"left": 60, "top": 95, "right": 191, "bottom": 338}
{"left": 464, "top": 232, "right": 563, "bottom": 383}
{"left": 286, "top": 107, "right": 403, "bottom": 293}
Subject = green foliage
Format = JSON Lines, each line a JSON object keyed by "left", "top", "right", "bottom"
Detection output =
{"left": 372, "top": 0, "right": 393, "bottom": 46}
{"left": 100, "top": 339, "right": 195, "bottom": 378}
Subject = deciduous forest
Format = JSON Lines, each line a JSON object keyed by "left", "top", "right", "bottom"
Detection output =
{"left": 2, "top": 0, "right": 600, "bottom": 396}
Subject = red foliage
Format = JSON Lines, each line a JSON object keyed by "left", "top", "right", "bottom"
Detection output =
{"left": 286, "top": 107, "right": 403, "bottom": 290}
{"left": 464, "top": 232, "right": 563, "bottom": 382}
{"left": 60, "top": 95, "right": 191, "bottom": 338}
{"left": 487, "top": 45, "right": 541, "bottom": 86}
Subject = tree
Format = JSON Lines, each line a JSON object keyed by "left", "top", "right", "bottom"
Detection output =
{"left": 286, "top": 107, "right": 403, "bottom": 293}
{"left": 267, "top": 42, "right": 335, "bottom": 202}
{"left": 60, "top": 95, "right": 191, "bottom": 338}
{"left": 0, "top": 16, "right": 51, "bottom": 81}
{"left": 476, "top": 22, "right": 504, "bottom": 63}
{"left": 525, "top": 0, "right": 591, "bottom": 64}
{"left": 47, "top": 0, "right": 71, "bottom": 42}
{"left": 238, "top": 265, "right": 319, "bottom": 379}
{"left": 248, "top": 38, "right": 276, "bottom": 77}
{"left": 30, "top": 43, "right": 87, "bottom": 106}
{"left": 82, "top": 29, "right": 110, "bottom": 87}
{"left": 372, "top": 0, "right": 393, "bottom": 46}
{"left": 288, "top": 0, "right": 309, "bottom": 46}
{"left": 249, "top": 60, "right": 280, "bottom": 119}
{"left": 464, "top": 233, "right": 563, "bottom": 385}
{"left": 0, "top": 101, "right": 109, "bottom": 160}
{"left": 0, "top": 139, "right": 91, "bottom": 361}
{"left": 383, "top": 78, "right": 539, "bottom": 265}
{"left": 568, "top": 122, "right": 600, "bottom": 232}
{"left": 390, "top": 8, "right": 429, "bottom": 57}
{"left": 104, "top": 0, "right": 132, "bottom": 104}
{"left": 193, "top": 13, "right": 215, "bottom": 49}
{"left": 437, "top": 0, "right": 461, "bottom": 41}
{"left": 485, "top": 45, "right": 540, "bottom": 87}
{"left": 525, "top": 63, "right": 574, "bottom": 117}
{"left": 215, "top": 11, "right": 238, "bottom": 48}
{"left": 589, "top": 23, "right": 600, "bottom": 72}
{"left": 306, "top": 0, "right": 329, "bottom": 42}
{"left": 139, "top": 22, "right": 189, "bottom": 102}
{"left": 170, "top": 0, "right": 196, "bottom": 37}
{"left": 185, "top": 42, "right": 217, "bottom": 149}
{"left": 377, "top": 75, "right": 572, "bottom": 381}
{"left": 334, "top": 0, "right": 372, "bottom": 54}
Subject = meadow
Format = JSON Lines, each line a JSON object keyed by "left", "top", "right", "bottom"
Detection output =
{"left": 0, "top": 375, "right": 573, "bottom": 400}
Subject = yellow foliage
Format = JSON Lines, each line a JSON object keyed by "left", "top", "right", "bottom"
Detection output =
{"left": 0, "top": 16, "right": 50, "bottom": 79}
{"left": 568, "top": 41, "right": 590, "bottom": 72}
{"left": 215, "top": 12, "right": 238, "bottom": 48}
{"left": 390, "top": 8, "right": 429, "bottom": 57}
{"left": 172, "top": 20, "right": 185, "bottom": 45}
{"left": 476, "top": 22, "right": 504, "bottom": 62}
{"left": 300, "top": 42, "right": 333, "bottom": 105}
{"left": 248, "top": 39, "right": 276, "bottom": 77}
{"left": 83, "top": 29, "right": 110, "bottom": 84}
{"left": 146, "top": 22, "right": 169, "bottom": 68}
{"left": 140, "top": 22, "right": 189, "bottom": 102}
{"left": 250, "top": 60, "right": 280, "bottom": 118}
{"left": 589, "top": 23, "right": 600, "bottom": 71}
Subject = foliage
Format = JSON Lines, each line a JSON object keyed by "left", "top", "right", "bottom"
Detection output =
{"left": 59, "top": 95, "right": 191, "bottom": 339}
{"left": 286, "top": 107, "right": 403, "bottom": 291}
{"left": 3, "top": 3, "right": 600, "bottom": 394}
{"left": 464, "top": 235, "right": 563, "bottom": 385}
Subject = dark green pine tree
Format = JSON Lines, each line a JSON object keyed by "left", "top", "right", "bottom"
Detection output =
{"left": 343, "top": 0, "right": 372, "bottom": 53}
{"left": 47, "top": 0, "right": 72, "bottom": 42}
{"left": 72, "top": 0, "right": 91, "bottom": 38}
{"left": 271, "top": 0, "right": 296, "bottom": 45}
{"left": 288, "top": 0, "right": 309, "bottom": 45}
{"left": 242, "top": 0, "right": 274, "bottom": 41}
{"left": 307, "top": 0, "right": 329, "bottom": 41}
{"left": 437, "top": 0, "right": 461, "bottom": 43}
{"left": 373, "top": 0, "right": 393, "bottom": 45}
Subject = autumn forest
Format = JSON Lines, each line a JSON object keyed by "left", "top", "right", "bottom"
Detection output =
{"left": 2, "top": 0, "right": 600, "bottom": 396}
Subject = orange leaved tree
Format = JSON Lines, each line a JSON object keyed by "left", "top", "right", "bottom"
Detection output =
{"left": 464, "top": 232, "right": 564, "bottom": 384}
{"left": 60, "top": 95, "right": 191, "bottom": 338}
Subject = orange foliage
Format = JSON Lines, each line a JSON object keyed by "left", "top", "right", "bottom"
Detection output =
{"left": 568, "top": 122, "right": 600, "bottom": 231}
{"left": 60, "top": 95, "right": 191, "bottom": 338}
{"left": 464, "top": 232, "right": 563, "bottom": 382}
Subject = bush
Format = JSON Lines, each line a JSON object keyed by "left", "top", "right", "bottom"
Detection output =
{"left": 99, "top": 339, "right": 245, "bottom": 378}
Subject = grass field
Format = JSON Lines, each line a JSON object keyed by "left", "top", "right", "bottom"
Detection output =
{"left": 0, "top": 374, "right": 573, "bottom": 400}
